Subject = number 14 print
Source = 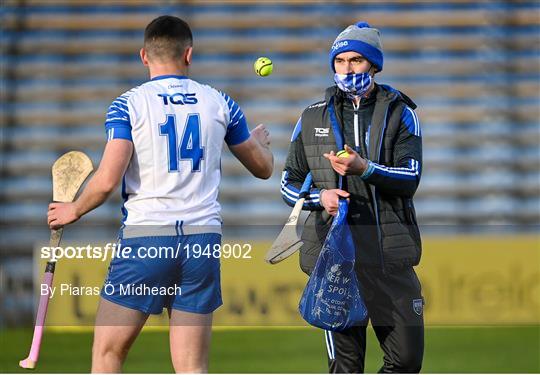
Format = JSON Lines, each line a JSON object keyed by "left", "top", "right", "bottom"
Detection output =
{"left": 159, "top": 113, "right": 204, "bottom": 172}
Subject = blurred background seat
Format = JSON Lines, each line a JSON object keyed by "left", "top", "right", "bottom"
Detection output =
{"left": 1, "top": 2, "right": 538, "bottom": 255}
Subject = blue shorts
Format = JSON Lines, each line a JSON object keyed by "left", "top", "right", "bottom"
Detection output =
{"left": 101, "top": 233, "right": 222, "bottom": 315}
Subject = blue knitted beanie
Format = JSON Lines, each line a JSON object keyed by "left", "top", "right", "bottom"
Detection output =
{"left": 329, "top": 21, "right": 384, "bottom": 72}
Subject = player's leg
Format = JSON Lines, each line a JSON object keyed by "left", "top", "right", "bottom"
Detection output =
{"left": 325, "top": 324, "right": 368, "bottom": 373}
{"left": 169, "top": 310, "right": 213, "bottom": 373}
{"left": 363, "top": 267, "right": 424, "bottom": 373}
{"left": 93, "top": 235, "right": 180, "bottom": 372}
{"left": 168, "top": 232, "right": 223, "bottom": 373}
{"left": 323, "top": 263, "right": 393, "bottom": 374}
{"left": 92, "top": 298, "right": 148, "bottom": 373}
{"left": 372, "top": 324, "right": 423, "bottom": 373}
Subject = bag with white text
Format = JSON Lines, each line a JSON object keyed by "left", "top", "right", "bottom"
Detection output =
{"left": 298, "top": 199, "right": 367, "bottom": 331}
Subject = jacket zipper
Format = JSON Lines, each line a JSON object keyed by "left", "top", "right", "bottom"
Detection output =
{"left": 354, "top": 104, "right": 371, "bottom": 155}
{"left": 354, "top": 95, "right": 386, "bottom": 272}
{"left": 333, "top": 95, "right": 391, "bottom": 272}
{"left": 351, "top": 95, "right": 387, "bottom": 272}
{"left": 372, "top": 96, "right": 397, "bottom": 274}
{"left": 353, "top": 101, "right": 360, "bottom": 152}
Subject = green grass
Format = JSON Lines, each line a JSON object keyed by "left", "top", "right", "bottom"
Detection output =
{"left": 1, "top": 326, "right": 538, "bottom": 373}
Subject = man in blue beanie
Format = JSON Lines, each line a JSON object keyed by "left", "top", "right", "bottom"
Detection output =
{"left": 281, "top": 22, "right": 424, "bottom": 373}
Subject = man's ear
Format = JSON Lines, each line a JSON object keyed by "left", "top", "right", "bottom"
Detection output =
{"left": 140, "top": 48, "right": 150, "bottom": 66}
{"left": 184, "top": 46, "right": 193, "bottom": 66}
{"left": 370, "top": 66, "right": 377, "bottom": 77}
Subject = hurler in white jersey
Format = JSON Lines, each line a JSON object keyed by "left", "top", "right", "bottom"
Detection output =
{"left": 47, "top": 15, "right": 273, "bottom": 373}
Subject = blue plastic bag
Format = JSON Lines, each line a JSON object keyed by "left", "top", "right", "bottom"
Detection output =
{"left": 299, "top": 199, "right": 368, "bottom": 331}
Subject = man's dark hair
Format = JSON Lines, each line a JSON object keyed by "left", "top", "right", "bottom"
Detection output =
{"left": 144, "top": 15, "right": 193, "bottom": 62}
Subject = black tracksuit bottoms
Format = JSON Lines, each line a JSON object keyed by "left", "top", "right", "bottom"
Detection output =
{"left": 324, "top": 266, "right": 424, "bottom": 373}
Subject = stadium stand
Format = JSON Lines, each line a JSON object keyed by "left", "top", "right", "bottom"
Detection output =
{"left": 1, "top": 1, "right": 539, "bottom": 323}
{"left": 2, "top": 0, "right": 539, "bottom": 228}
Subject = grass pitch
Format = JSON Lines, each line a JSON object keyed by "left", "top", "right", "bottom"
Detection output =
{"left": 1, "top": 326, "right": 538, "bottom": 373}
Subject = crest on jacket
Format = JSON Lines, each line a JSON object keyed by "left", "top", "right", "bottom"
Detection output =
{"left": 413, "top": 298, "right": 423, "bottom": 316}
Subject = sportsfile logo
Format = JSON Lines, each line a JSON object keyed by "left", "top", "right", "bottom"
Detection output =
{"left": 40, "top": 242, "right": 253, "bottom": 262}
{"left": 315, "top": 127, "right": 329, "bottom": 137}
{"left": 332, "top": 40, "right": 348, "bottom": 51}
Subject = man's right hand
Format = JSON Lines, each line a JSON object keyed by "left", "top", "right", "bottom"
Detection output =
{"left": 228, "top": 124, "right": 274, "bottom": 179}
{"left": 251, "top": 124, "right": 271, "bottom": 149}
{"left": 321, "top": 189, "right": 350, "bottom": 216}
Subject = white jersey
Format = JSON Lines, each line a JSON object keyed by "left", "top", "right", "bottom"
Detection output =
{"left": 104, "top": 75, "right": 250, "bottom": 229}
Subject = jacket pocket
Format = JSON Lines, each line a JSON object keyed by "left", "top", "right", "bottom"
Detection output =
{"left": 403, "top": 198, "right": 422, "bottom": 250}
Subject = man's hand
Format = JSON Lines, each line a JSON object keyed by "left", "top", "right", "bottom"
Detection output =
{"left": 229, "top": 124, "right": 273, "bottom": 179}
{"left": 321, "top": 189, "right": 350, "bottom": 216}
{"left": 323, "top": 144, "right": 368, "bottom": 176}
{"left": 47, "top": 202, "right": 79, "bottom": 230}
{"left": 251, "top": 124, "right": 271, "bottom": 148}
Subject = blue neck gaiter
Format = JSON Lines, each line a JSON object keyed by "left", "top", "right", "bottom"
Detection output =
{"left": 334, "top": 72, "right": 372, "bottom": 98}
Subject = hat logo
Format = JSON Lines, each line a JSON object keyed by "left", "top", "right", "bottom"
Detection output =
{"left": 332, "top": 40, "right": 348, "bottom": 51}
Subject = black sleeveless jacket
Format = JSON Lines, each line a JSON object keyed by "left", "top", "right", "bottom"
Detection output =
{"left": 283, "top": 84, "right": 422, "bottom": 274}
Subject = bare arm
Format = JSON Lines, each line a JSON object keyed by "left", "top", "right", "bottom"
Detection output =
{"left": 47, "top": 139, "right": 133, "bottom": 229}
{"left": 228, "top": 124, "right": 274, "bottom": 179}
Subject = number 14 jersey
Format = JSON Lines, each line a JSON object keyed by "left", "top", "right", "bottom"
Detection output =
{"left": 104, "top": 75, "right": 250, "bottom": 227}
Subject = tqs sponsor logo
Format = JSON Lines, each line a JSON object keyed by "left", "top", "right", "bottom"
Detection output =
{"left": 158, "top": 92, "right": 198, "bottom": 105}
{"left": 315, "top": 128, "right": 329, "bottom": 137}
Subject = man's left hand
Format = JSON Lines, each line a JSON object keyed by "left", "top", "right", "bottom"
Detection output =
{"left": 47, "top": 202, "right": 80, "bottom": 230}
{"left": 323, "top": 144, "right": 368, "bottom": 176}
